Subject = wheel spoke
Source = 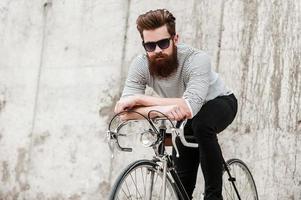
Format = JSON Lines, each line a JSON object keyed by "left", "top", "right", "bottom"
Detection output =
{"left": 223, "top": 180, "right": 235, "bottom": 200}
{"left": 140, "top": 167, "right": 146, "bottom": 198}
{"left": 124, "top": 179, "right": 133, "bottom": 200}
{"left": 129, "top": 172, "right": 143, "bottom": 199}
{"left": 110, "top": 161, "right": 179, "bottom": 200}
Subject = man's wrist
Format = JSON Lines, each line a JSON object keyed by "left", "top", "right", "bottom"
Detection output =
{"left": 133, "top": 94, "right": 143, "bottom": 105}
{"left": 183, "top": 98, "right": 193, "bottom": 118}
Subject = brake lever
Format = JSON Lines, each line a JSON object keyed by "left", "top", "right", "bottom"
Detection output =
{"left": 171, "top": 128, "right": 180, "bottom": 157}
{"left": 106, "top": 130, "right": 117, "bottom": 158}
{"left": 116, "top": 142, "right": 133, "bottom": 152}
{"left": 171, "top": 120, "right": 187, "bottom": 158}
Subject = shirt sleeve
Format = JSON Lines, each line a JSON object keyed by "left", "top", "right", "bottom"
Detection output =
{"left": 182, "top": 52, "right": 211, "bottom": 117}
{"left": 121, "top": 55, "right": 147, "bottom": 98}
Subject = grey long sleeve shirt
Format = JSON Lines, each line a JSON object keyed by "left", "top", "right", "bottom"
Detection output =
{"left": 121, "top": 43, "right": 232, "bottom": 117}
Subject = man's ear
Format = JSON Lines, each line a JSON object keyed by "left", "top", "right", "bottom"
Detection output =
{"left": 173, "top": 34, "right": 179, "bottom": 45}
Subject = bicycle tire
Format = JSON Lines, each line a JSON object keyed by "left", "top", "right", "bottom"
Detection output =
{"left": 109, "top": 159, "right": 180, "bottom": 200}
{"left": 222, "top": 158, "right": 259, "bottom": 200}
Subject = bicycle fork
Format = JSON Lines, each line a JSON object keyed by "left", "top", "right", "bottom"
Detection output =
{"left": 147, "top": 171, "right": 155, "bottom": 200}
{"left": 146, "top": 156, "right": 168, "bottom": 200}
{"left": 161, "top": 157, "right": 168, "bottom": 200}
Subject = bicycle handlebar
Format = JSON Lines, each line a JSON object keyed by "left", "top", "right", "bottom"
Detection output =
{"left": 106, "top": 110, "right": 198, "bottom": 157}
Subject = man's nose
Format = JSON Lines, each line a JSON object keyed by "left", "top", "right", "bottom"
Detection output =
{"left": 154, "top": 45, "right": 162, "bottom": 53}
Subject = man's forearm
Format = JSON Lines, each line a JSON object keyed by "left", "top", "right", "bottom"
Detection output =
{"left": 135, "top": 95, "right": 192, "bottom": 118}
{"left": 136, "top": 95, "right": 182, "bottom": 106}
{"left": 120, "top": 106, "right": 164, "bottom": 121}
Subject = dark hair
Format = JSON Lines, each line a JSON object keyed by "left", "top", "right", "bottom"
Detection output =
{"left": 136, "top": 9, "right": 176, "bottom": 39}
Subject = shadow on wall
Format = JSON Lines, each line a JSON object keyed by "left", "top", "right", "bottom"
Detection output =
{"left": 0, "top": 87, "right": 7, "bottom": 113}
{"left": 98, "top": 93, "right": 120, "bottom": 125}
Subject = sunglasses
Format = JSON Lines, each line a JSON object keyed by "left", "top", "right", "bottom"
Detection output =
{"left": 142, "top": 37, "right": 173, "bottom": 52}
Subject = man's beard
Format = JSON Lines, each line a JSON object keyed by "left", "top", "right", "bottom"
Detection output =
{"left": 147, "top": 45, "right": 178, "bottom": 79}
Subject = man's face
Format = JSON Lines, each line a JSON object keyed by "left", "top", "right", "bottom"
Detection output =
{"left": 142, "top": 25, "right": 179, "bottom": 78}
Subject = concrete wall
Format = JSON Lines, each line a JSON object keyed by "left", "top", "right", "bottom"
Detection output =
{"left": 0, "top": 0, "right": 300, "bottom": 199}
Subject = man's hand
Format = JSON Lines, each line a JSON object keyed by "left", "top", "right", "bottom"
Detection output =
{"left": 114, "top": 96, "right": 139, "bottom": 113}
{"left": 156, "top": 105, "right": 188, "bottom": 121}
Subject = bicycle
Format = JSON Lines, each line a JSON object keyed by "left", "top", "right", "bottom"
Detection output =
{"left": 106, "top": 110, "right": 259, "bottom": 200}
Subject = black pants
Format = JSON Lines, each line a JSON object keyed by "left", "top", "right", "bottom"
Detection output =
{"left": 172, "top": 94, "right": 238, "bottom": 200}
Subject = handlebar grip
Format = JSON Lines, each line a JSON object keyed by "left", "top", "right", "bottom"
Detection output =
{"left": 176, "top": 120, "right": 183, "bottom": 128}
{"left": 120, "top": 147, "right": 133, "bottom": 152}
{"left": 117, "top": 142, "right": 133, "bottom": 152}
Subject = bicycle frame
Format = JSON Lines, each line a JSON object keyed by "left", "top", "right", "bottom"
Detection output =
{"left": 154, "top": 120, "right": 242, "bottom": 200}
{"left": 151, "top": 120, "right": 191, "bottom": 200}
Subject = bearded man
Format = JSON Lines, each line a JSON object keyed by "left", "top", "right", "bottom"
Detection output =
{"left": 114, "top": 9, "right": 237, "bottom": 200}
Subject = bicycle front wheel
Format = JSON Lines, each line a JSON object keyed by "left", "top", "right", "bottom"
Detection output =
{"left": 222, "top": 158, "right": 259, "bottom": 200}
{"left": 109, "top": 159, "right": 179, "bottom": 200}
